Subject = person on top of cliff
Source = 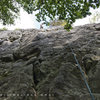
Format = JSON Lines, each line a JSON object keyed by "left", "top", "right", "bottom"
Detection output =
{"left": 40, "top": 22, "right": 45, "bottom": 29}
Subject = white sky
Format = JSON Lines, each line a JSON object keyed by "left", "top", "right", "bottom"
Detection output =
{"left": 73, "top": 7, "right": 100, "bottom": 26}
{"left": 0, "top": 7, "right": 100, "bottom": 30}
{"left": 0, "top": 8, "right": 40, "bottom": 30}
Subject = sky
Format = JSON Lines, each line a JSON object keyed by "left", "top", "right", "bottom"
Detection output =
{"left": 0, "top": 7, "right": 100, "bottom": 30}
{"left": 73, "top": 7, "right": 100, "bottom": 26}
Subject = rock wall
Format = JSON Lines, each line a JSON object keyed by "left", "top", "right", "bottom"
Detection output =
{"left": 0, "top": 24, "right": 100, "bottom": 100}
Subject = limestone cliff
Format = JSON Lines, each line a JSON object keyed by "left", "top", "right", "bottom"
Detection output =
{"left": 0, "top": 24, "right": 100, "bottom": 100}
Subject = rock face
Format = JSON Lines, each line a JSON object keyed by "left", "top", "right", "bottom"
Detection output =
{"left": 0, "top": 24, "right": 100, "bottom": 100}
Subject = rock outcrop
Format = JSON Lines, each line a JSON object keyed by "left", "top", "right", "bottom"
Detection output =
{"left": 0, "top": 24, "right": 100, "bottom": 100}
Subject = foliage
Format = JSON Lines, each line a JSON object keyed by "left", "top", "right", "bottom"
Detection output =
{"left": 49, "top": 18, "right": 67, "bottom": 27}
{"left": 89, "top": 11, "right": 100, "bottom": 23}
{"left": 0, "top": 0, "right": 100, "bottom": 30}
{"left": 14, "top": 28, "right": 20, "bottom": 30}
{"left": 33, "top": 0, "right": 100, "bottom": 30}
{"left": 0, "top": 0, "right": 34, "bottom": 25}
{"left": 0, "top": 27, "right": 8, "bottom": 31}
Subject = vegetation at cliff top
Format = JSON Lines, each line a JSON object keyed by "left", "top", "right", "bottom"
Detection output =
{"left": 89, "top": 11, "right": 100, "bottom": 23}
{"left": 0, "top": 27, "right": 8, "bottom": 31}
{"left": 0, "top": 0, "right": 100, "bottom": 30}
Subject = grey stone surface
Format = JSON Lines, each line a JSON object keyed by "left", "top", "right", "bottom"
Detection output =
{"left": 0, "top": 24, "right": 100, "bottom": 100}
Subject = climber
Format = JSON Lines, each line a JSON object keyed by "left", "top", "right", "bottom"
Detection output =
{"left": 40, "top": 22, "right": 45, "bottom": 29}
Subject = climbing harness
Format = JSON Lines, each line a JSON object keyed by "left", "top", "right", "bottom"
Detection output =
{"left": 68, "top": 44, "right": 95, "bottom": 100}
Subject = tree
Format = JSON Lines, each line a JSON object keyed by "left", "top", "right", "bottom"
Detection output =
{"left": 0, "top": 0, "right": 34, "bottom": 25}
{"left": 34, "top": 0, "right": 100, "bottom": 30}
{"left": 0, "top": 0, "right": 100, "bottom": 30}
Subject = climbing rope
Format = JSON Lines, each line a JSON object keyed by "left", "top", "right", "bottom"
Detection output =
{"left": 68, "top": 44, "right": 95, "bottom": 100}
